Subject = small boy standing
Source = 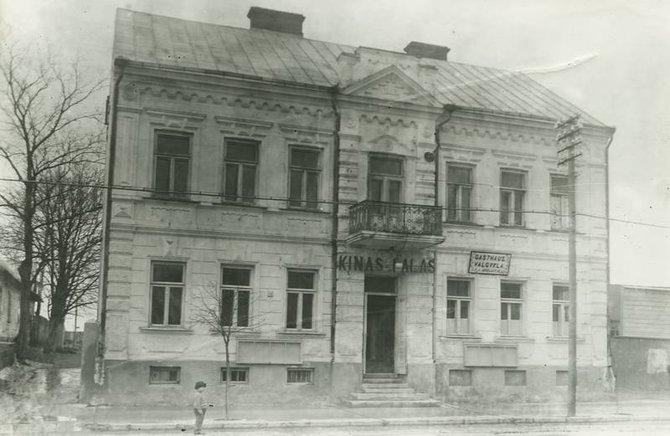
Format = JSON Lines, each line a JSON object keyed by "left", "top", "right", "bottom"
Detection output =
{"left": 192, "top": 381, "right": 210, "bottom": 434}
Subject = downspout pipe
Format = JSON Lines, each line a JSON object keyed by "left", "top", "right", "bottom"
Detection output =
{"left": 97, "top": 56, "right": 129, "bottom": 381}
{"left": 329, "top": 85, "right": 341, "bottom": 362}
{"left": 431, "top": 104, "right": 456, "bottom": 386}
{"left": 604, "top": 129, "right": 615, "bottom": 287}
{"left": 604, "top": 128, "right": 616, "bottom": 387}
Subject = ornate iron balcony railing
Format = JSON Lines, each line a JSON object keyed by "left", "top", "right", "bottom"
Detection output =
{"left": 348, "top": 200, "right": 443, "bottom": 236}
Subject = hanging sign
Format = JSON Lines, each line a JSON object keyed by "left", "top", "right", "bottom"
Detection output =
{"left": 468, "top": 251, "right": 511, "bottom": 276}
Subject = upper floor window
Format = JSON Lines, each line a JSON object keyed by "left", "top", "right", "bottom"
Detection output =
{"left": 447, "top": 279, "right": 471, "bottom": 335}
{"left": 221, "top": 266, "right": 251, "bottom": 328}
{"left": 223, "top": 138, "right": 259, "bottom": 203}
{"left": 289, "top": 148, "right": 321, "bottom": 209}
{"left": 500, "top": 282, "right": 523, "bottom": 336}
{"left": 500, "top": 170, "right": 525, "bottom": 226}
{"left": 446, "top": 165, "right": 472, "bottom": 222}
{"left": 368, "top": 155, "right": 403, "bottom": 203}
{"left": 286, "top": 270, "right": 316, "bottom": 331}
{"left": 552, "top": 284, "right": 569, "bottom": 337}
{"left": 154, "top": 132, "right": 190, "bottom": 197}
{"left": 150, "top": 261, "right": 185, "bottom": 326}
{"left": 550, "top": 175, "right": 569, "bottom": 230}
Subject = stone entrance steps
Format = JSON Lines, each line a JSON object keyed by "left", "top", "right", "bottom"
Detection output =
{"left": 345, "top": 374, "right": 441, "bottom": 408}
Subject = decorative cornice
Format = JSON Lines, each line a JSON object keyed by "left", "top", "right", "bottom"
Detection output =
{"left": 145, "top": 108, "right": 207, "bottom": 123}
{"left": 279, "top": 123, "right": 334, "bottom": 145}
{"left": 443, "top": 124, "right": 552, "bottom": 146}
{"left": 139, "top": 84, "right": 334, "bottom": 119}
{"left": 215, "top": 116, "right": 274, "bottom": 138}
{"left": 359, "top": 113, "right": 418, "bottom": 129}
{"left": 491, "top": 149, "right": 538, "bottom": 162}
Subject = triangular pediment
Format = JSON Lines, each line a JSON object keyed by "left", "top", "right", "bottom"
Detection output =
{"left": 343, "top": 65, "right": 440, "bottom": 107}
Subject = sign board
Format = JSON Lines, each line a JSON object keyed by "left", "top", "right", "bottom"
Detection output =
{"left": 337, "top": 254, "right": 435, "bottom": 274}
{"left": 468, "top": 251, "right": 511, "bottom": 276}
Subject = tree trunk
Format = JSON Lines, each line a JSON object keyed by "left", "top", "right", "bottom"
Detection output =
{"left": 44, "top": 316, "right": 65, "bottom": 354}
{"left": 224, "top": 338, "right": 230, "bottom": 419}
{"left": 16, "top": 180, "right": 35, "bottom": 362}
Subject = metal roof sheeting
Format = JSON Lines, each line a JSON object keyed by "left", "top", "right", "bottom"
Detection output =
{"left": 113, "top": 9, "right": 606, "bottom": 126}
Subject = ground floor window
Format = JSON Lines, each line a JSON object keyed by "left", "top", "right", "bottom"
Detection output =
{"left": 504, "top": 370, "right": 526, "bottom": 386}
{"left": 150, "top": 261, "right": 185, "bottom": 327}
{"left": 447, "top": 279, "right": 471, "bottom": 335}
{"left": 287, "top": 367, "right": 313, "bottom": 384}
{"left": 552, "top": 284, "right": 569, "bottom": 337}
{"left": 448, "top": 369, "right": 472, "bottom": 386}
{"left": 221, "top": 367, "right": 249, "bottom": 383}
{"left": 286, "top": 270, "right": 316, "bottom": 331}
{"left": 149, "top": 366, "right": 181, "bottom": 384}
{"left": 555, "top": 370, "right": 568, "bottom": 386}
{"left": 500, "top": 282, "right": 523, "bottom": 336}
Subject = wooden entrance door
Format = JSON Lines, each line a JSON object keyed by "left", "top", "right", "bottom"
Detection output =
{"left": 364, "top": 276, "right": 396, "bottom": 374}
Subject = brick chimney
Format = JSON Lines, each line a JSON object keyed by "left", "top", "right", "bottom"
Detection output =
{"left": 403, "top": 41, "right": 450, "bottom": 61}
{"left": 247, "top": 7, "right": 305, "bottom": 36}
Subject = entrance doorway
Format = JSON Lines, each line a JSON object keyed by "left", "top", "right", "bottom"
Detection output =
{"left": 364, "top": 276, "right": 396, "bottom": 374}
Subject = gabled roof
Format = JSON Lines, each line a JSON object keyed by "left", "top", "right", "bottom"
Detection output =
{"left": 113, "top": 8, "right": 607, "bottom": 127}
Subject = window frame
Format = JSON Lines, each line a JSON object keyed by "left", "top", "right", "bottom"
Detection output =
{"left": 550, "top": 174, "right": 570, "bottom": 231}
{"left": 220, "top": 367, "right": 249, "bottom": 384}
{"left": 288, "top": 146, "right": 322, "bottom": 210}
{"left": 153, "top": 131, "right": 191, "bottom": 198}
{"left": 446, "top": 163, "right": 474, "bottom": 223}
{"left": 552, "top": 284, "right": 569, "bottom": 337}
{"left": 500, "top": 281, "right": 524, "bottom": 336}
{"left": 499, "top": 169, "right": 526, "bottom": 227}
{"left": 285, "top": 269, "right": 317, "bottom": 332}
{"left": 220, "top": 265, "right": 253, "bottom": 328}
{"left": 368, "top": 153, "right": 404, "bottom": 203}
{"left": 446, "top": 279, "right": 473, "bottom": 335}
{"left": 149, "top": 366, "right": 181, "bottom": 385}
{"left": 222, "top": 137, "right": 260, "bottom": 204}
{"left": 286, "top": 367, "right": 314, "bottom": 384}
{"left": 149, "top": 261, "right": 186, "bottom": 327}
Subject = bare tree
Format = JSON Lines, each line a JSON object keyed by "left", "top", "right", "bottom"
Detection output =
{"left": 0, "top": 42, "right": 105, "bottom": 360}
{"left": 191, "top": 280, "right": 267, "bottom": 418}
{"left": 33, "top": 166, "right": 103, "bottom": 353}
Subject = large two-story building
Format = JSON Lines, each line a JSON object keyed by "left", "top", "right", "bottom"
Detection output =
{"left": 98, "top": 7, "right": 614, "bottom": 404}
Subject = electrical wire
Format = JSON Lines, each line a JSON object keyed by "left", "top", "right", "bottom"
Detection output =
{"left": 0, "top": 176, "right": 668, "bottom": 230}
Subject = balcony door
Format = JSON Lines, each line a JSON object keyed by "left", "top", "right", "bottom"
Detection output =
{"left": 368, "top": 155, "right": 403, "bottom": 203}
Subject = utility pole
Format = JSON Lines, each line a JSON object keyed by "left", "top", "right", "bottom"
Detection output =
{"left": 556, "top": 115, "right": 583, "bottom": 417}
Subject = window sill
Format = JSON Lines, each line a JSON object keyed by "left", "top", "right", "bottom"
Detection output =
{"left": 140, "top": 326, "right": 193, "bottom": 334}
{"left": 216, "top": 201, "right": 267, "bottom": 210}
{"left": 496, "top": 225, "right": 529, "bottom": 230}
{"left": 278, "top": 330, "right": 326, "bottom": 337}
{"left": 439, "top": 334, "right": 481, "bottom": 340}
{"left": 546, "top": 336, "right": 585, "bottom": 343}
{"left": 209, "top": 328, "right": 261, "bottom": 336}
{"left": 143, "top": 195, "right": 199, "bottom": 204}
{"left": 443, "top": 221, "right": 484, "bottom": 227}
{"left": 495, "top": 336, "right": 535, "bottom": 343}
{"left": 280, "top": 207, "right": 330, "bottom": 215}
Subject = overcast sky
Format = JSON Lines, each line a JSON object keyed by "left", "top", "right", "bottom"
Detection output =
{"left": 1, "top": 0, "right": 669, "bottom": 291}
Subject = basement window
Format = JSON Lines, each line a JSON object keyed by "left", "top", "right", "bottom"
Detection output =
{"left": 287, "top": 367, "right": 313, "bottom": 384}
{"left": 149, "top": 366, "right": 181, "bottom": 384}
{"left": 221, "top": 367, "right": 249, "bottom": 384}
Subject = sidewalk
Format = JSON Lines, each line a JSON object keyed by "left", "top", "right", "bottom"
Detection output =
{"left": 44, "top": 395, "right": 670, "bottom": 432}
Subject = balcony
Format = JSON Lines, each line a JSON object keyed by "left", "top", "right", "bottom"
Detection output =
{"left": 346, "top": 200, "right": 445, "bottom": 249}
